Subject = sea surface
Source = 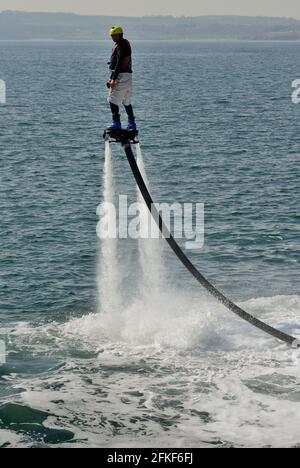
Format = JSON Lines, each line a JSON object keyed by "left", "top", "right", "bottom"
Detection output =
{"left": 0, "top": 40, "right": 300, "bottom": 448}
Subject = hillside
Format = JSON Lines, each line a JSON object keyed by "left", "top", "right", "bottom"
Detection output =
{"left": 1, "top": 11, "right": 300, "bottom": 40}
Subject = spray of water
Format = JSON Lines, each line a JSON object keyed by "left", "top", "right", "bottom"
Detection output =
{"left": 93, "top": 142, "right": 214, "bottom": 347}
{"left": 97, "top": 141, "right": 121, "bottom": 315}
{"left": 136, "top": 143, "right": 165, "bottom": 294}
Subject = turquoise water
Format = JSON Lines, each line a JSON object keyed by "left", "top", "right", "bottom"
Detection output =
{"left": 0, "top": 41, "right": 300, "bottom": 448}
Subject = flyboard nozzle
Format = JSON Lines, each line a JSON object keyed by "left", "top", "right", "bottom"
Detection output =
{"left": 103, "top": 128, "right": 139, "bottom": 145}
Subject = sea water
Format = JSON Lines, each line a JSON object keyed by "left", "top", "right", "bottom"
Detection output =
{"left": 0, "top": 40, "right": 300, "bottom": 448}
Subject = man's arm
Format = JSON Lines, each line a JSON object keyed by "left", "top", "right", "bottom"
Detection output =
{"left": 110, "top": 44, "right": 124, "bottom": 81}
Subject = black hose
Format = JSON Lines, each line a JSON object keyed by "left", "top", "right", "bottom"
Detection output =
{"left": 121, "top": 140, "right": 299, "bottom": 348}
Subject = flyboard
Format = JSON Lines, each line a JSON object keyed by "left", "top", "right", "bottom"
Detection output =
{"left": 104, "top": 128, "right": 139, "bottom": 145}
{"left": 103, "top": 128, "right": 300, "bottom": 349}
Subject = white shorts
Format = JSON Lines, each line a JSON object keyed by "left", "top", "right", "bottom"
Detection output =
{"left": 108, "top": 73, "right": 132, "bottom": 107}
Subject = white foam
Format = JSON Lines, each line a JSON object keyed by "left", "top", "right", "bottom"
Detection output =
{"left": 4, "top": 294, "right": 300, "bottom": 448}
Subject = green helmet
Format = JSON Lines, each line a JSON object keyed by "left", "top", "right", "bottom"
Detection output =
{"left": 109, "top": 26, "right": 123, "bottom": 37}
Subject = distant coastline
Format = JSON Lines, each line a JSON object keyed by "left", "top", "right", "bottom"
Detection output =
{"left": 1, "top": 11, "right": 300, "bottom": 41}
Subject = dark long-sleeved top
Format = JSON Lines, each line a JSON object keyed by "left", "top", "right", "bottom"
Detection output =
{"left": 109, "top": 38, "right": 132, "bottom": 81}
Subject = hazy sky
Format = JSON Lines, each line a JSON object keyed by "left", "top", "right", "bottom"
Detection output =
{"left": 0, "top": 0, "right": 300, "bottom": 19}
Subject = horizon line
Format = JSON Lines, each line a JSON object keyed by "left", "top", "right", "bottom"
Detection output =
{"left": 0, "top": 10, "right": 299, "bottom": 21}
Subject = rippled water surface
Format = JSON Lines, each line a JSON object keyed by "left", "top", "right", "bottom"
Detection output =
{"left": 0, "top": 41, "right": 300, "bottom": 448}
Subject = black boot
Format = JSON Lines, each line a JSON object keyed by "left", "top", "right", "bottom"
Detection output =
{"left": 107, "top": 113, "right": 121, "bottom": 130}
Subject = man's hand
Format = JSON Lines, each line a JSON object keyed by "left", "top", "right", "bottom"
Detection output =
{"left": 106, "top": 79, "right": 116, "bottom": 89}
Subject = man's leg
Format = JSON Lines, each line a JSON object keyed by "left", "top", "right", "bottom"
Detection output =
{"left": 124, "top": 105, "right": 137, "bottom": 131}
{"left": 124, "top": 104, "right": 134, "bottom": 118}
{"left": 108, "top": 102, "right": 121, "bottom": 129}
{"left": 123, "top": 75, "right": 137, "bottom": 131}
